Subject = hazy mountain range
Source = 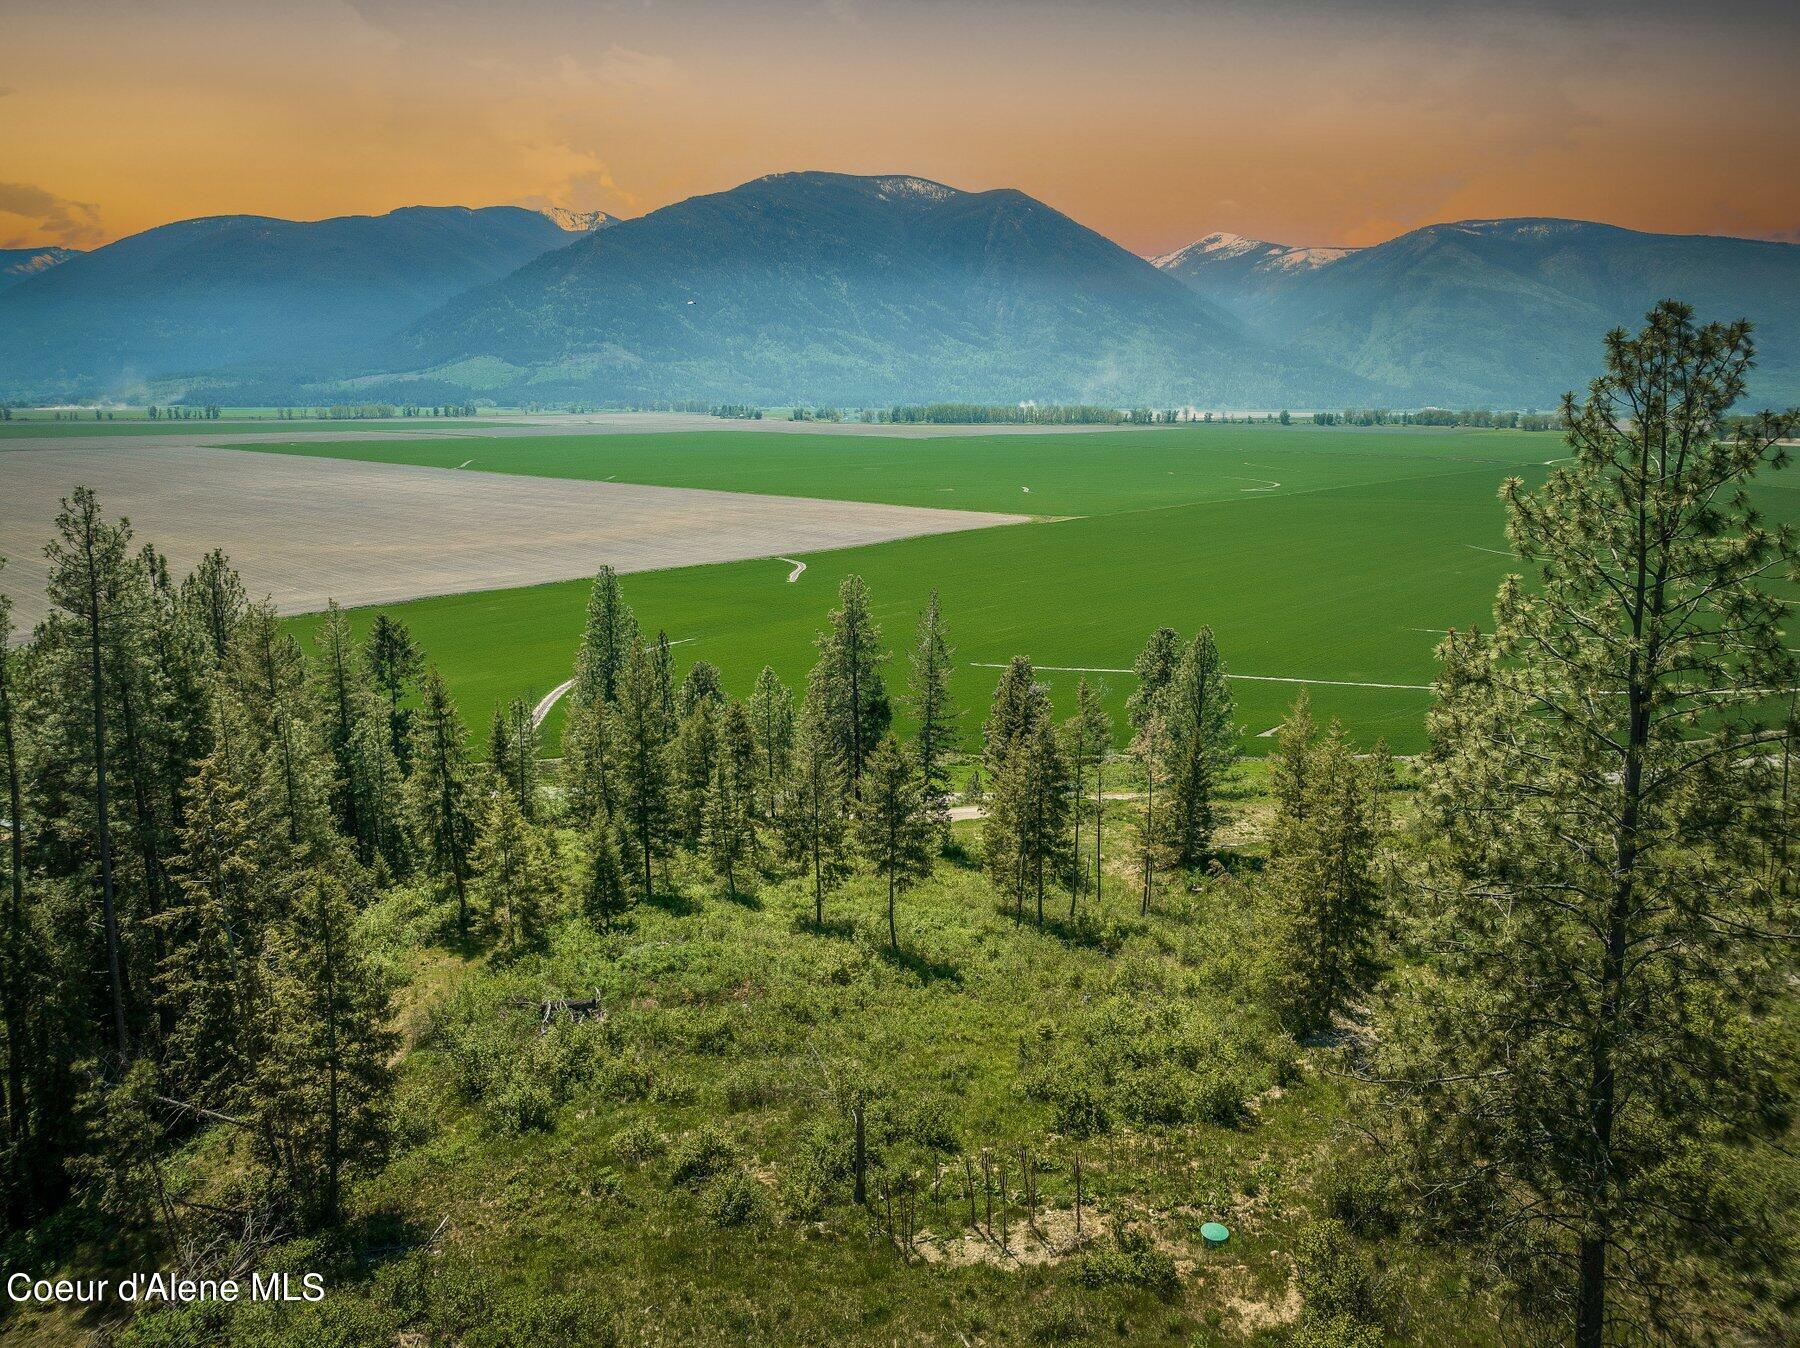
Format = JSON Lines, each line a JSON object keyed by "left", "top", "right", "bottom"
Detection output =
{"left": 0, "top": 175, "right": 1794, "bottom": 410}
{"left": 1154, "top": 218, "right": 1800, "bottom": 409}
{"left": 0, "top": 206, "right": 601, "bottom": 396}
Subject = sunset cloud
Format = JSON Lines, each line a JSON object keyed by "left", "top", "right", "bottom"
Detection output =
{"left": 2, "top": 0, "right": 1795, "bottom": 252}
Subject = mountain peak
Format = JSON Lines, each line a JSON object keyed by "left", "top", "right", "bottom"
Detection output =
{"left": 538, "top": 206, "right": 619, "bottom": 233}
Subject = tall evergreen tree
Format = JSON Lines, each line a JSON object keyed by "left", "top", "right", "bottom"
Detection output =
{"left": 907, "top": 591, "right": 957, "bottom": 834}
{"left": 363, "top": 613, "right": 422, "bottom": 774}
{"left": 1125, "top": 626, "right": 1181, "bottom": 738}
{"left": 471, "top": 788, "right": 555, "bottom": 950}
{"left": 852, "top": 736, "right": 934, "bottom": 950}
{"left": 0, "top": 571, "right": 33, "bottom": 1150}
{"left": 154, "top": 751, "right": 270, "bottom": 1106}
{"left": 1265, "top": 721, "right": 1387, "bottom": 1038}
{"left": 252, "top": 868, "right": 395, "bottom": 1226}
{"left": 985, "top": 717, "right": 1073, "bottom": 925}
{"left": 981, "top": 655, "right": 1050, "bottom": 782}
{"left": 562, "top": 692, "right": 618, "bottom": 827}
{"left": 674, "top": 696, "right": 721, "bottom": 847}
{"left": 312, "top": 602, "right": 403, "bottom": 869}
{"left": 704, "top": 701, "right": 758, "bottom": 898}
{"left": 42, "top": 488, "right": 141, "bottom": 1060}
{"left": 1158, "top": 627, "right": 1235, "bottom": 865}
{"left": 780, "top": 697, "right": 851, "bottom": 927}
{"left": 614, "top": 642, "right": 675, "bottom": 903}
{"left": 1267, "top": 690, "right": 1317, "bottom": 863}
{"left": 1061, "top": 677, "right": 1112, "bottom": 915}
{"left": 177, "top": 548, "right": 247, "bottom": 669}
{"left": 813, "top": 575, "right": 890, "bottom": 783}
{"left": 746, "top": 666, "right": 795, "bottom": 826}
{"left": 572, "top": 566, "right": 640, "bottom": 708}
{"left": 1381, "top": 303, "right": 1800, "bottom": 1346}
{"left": 407, "top": 667, "right": 476, "bottom": 939}
{"left": 577, "top": 805, "right": 629, "bottom": 930}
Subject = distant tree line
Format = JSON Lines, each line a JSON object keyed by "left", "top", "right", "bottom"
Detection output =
{"left": 1313, "top": 406, "right": 1560, "bottom": 430}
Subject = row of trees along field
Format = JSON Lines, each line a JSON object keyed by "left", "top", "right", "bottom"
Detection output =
{"left": 0, "top": 304, "right": 1795, "bottom": 1344}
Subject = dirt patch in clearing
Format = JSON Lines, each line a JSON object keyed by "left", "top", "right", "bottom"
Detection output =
{"left": 915, "top": 1205, "right": 1105, "bottom": 1268}
{"left": 0, "top": 442, "right": 1027, "bottom": 628}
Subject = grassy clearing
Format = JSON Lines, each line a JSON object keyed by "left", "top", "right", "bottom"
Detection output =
{"left": 55, "top": 780, "right": 1503, "bottom": 1348}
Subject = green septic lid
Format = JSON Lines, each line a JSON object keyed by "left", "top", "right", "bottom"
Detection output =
{"left": 1200, "top": 1222, "right": 1230, "bottom": 1247}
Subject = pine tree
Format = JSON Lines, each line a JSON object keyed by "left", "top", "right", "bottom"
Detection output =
{"left": 813, "top": 575, "right": 890, "bottom": 783}
{"left": 986, "top": 717, "right": 1072, "bottom": 924}
{"left": 42, "top": 488, "right": 144, "bottom": 1060}
{"left": 704, "top": 701, "right": 757, "bottom": 898}
{"left": 674, "top": 697, "right": 720, "bottom": 847}
{"left": 1061, "top": 677, "right": 1112, "bottom": 915}
{"left": 1158, "top": 627, "right": 1235, "bottom": 865}
{"left": 363, "top": 613, "right": 422, "bottom": 773}
{"left": 572, "top": 566, "right": 640, "bottom": 708}
{"left": 577, "top": 806, "right": 629, "bottom": 930}
{"left": 678, "top": 660, "right": 725, "bottom": 718}
{"left": 471, "top": 788, "right": 555, "bottom": 950}
{"left": 177, "top": 548, "right": 247, "bottom": 668}
{"left": 1133, "top": 711, "right": 1173, "bottom": 917}
{"left": 780, "top": 697, "right": 851, "bottom": 927}
{"left": 1381, "top": 303, "right": 1800, "bottom": 1345}
{"left": 1266, "top": 690, "right": 1317, "bottom": 863}
{"left": 407, "top": 667, "right": 476, "bottom": 939}
{"left": 908, "top": 591, "right": 957, "bottom": 834}
{"left": 562, "top": 692, "right": 617, "bottom": 826}
{"left": 1125, "top": 626, "right": 1181, "bottom": 738}
{"left": 488, "top": 696, "right": 539, "bottom": 820}
{"left": 230, "top": 604, "right": 340, "bottom": 880}
{"left": 614, "top": 642, "right": 675, "bottom": 903}
{"left": 746, "top": 666, "right": 795, "bottom": 826}
{"left": 252, "top": 868, "right": 395, "bottom": 1226}
{"left": 0, "top": 570, "right": 33, "bottom": 1148}
{"left": 312, "top": 602, "right": 403, "bottom": 869}
{"left": 1265, "top": 723, "right": 1387, "bottom": 1038}
{"left": 981, "top": 655, "right": 1049, "bottom": 782}
{"left": 154, "top": 752, "right": 270, "bottom": 1107}
{"left": 852, "top": 736, "right": 934, "bottom": 950}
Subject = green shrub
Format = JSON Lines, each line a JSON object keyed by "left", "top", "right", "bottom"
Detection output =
{"left": 668, "top": 1125, "right": 736, "bottom": 1190}
{"left": 698, "top": 1169, "right": 767, "bottom": 1227}
{"left": 612, "top": 1120, "right": 667, "bottom": 1165}
{"left": 1071, "top": 1226, "right": 1181, "bottom": 1300}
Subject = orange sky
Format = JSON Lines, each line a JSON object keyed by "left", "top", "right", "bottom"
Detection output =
{"left": 4, "top": 0, "right": 1797, "bottom": 255}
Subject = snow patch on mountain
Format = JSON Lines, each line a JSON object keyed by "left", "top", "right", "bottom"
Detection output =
{"left": 1150, "top": 232, "right": 1353, "bottom": 274}
{"left": 539, "top": 207, "right": 617, "bottom": 232}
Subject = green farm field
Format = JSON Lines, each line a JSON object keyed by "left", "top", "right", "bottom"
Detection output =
{"left": 273, "top": 424, "right": 1641, "bottom": 755}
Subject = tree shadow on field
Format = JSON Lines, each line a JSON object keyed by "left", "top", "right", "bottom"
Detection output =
{"left": 940, "top": 839, "right": 979, "bottom": 870}
{"left": 877, "top": 943, "right": 962, "bottom": 986}
{"left": 344, "top": 1208, "right": 442, "bottom": 1273}
{"left": 643, "top": 889, "right": 698, "bottom": 917}
{"left": 792, "top": 914, "right": 859, "bottom": 941}
{"left": 1041, "top": 910, "right": 1132, "bottom": 955}
{"left": 717, "top": 886, "right": 762, "bottom": 911}
{"left": 1207, "top": 850, "right": 1263, "bottom": 880}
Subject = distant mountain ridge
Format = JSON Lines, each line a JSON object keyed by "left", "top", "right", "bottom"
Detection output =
{"left": 1152, "top": 218, "right": 1800, "bottom": 407}
{"left": 0, "top": 205, "right": 584, "bottom": 400}
{"left": 0, "top": 182, "right": 1794, "bottom": 409}
{"left": 345, "top": 171, "right": 1364, "bottom": 408}
{"left": 0, "top": 246, "right": 81, "bottom": 291}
